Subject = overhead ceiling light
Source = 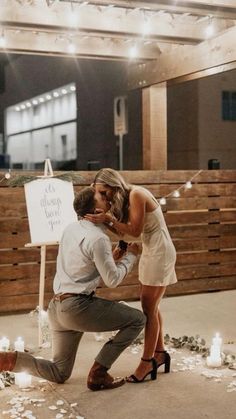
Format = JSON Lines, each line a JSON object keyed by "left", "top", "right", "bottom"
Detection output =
{"left": 142, "top": 20, "right": 151, "bottom": 36}
{"left": 68, "top": 10, "right": 80, "bottom": 26}
{"left": 129, "top": 45, "right": 138, "bottom": 59}
{"left": 68, "top": 41, "right": 76, "bottom": 54}
{"left": 205, "top": 17, "right": 214, "bottom": 37}
{"left": 0, "top": 34, "right": 6, "bottom": 48}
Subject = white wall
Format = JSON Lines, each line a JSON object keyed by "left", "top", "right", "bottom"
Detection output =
{"left": 5, "top": 86, "right": 77, "bottom": 168}
{"left": 7, "top": 133, "right": 32, "bottom": 167}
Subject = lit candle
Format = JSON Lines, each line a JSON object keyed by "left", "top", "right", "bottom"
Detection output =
{"left": 0, "top": 336, "right": 10, "bottom": 351}
{"left": 206, "top": 333, "right": 222, "bottom": 368}
{"left": 14, "top": 337, "right": 25, "bottom": 352}
{"left": 212, "top": 332, "right": 222, "bottom": 348}
{"left": 39, "top": 309, "right": 48, "bottom": 326}
{"left": 15, "top": 372, "right": 32, "bottom": 388}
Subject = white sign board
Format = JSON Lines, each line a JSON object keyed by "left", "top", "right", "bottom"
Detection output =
{"left": 114, "top": 96, "right": 128, "bottom": 136}
{"left": 24, "top": 178, "right": 77, "bottom": 244}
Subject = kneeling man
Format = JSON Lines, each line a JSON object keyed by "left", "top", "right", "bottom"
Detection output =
{"left": 0, "top": 186, "right": 145, "bottom": 391}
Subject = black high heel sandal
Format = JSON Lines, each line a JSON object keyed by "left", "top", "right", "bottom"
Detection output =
{"left": 155, "top": 350, "right": 171, "bottom": 373}
{"left": 127, "top": 357, "right": 157, "bottom": 383}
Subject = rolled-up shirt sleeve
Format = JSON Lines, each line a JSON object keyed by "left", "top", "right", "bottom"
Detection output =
{"left": 92, "top": 236, "right": 137, "bottom": 288}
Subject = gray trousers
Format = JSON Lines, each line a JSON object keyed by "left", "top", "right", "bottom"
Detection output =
{"left": 14, "top": 293, "right": 145, "bottom": 383}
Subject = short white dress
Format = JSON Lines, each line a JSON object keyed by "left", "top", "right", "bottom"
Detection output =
{"left": 139, "top": 205, "right": 177, "bottom": 286}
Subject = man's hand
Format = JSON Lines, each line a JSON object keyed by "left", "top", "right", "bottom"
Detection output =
{"left": 127, "top": 243, "right": 139, "bottom": 256}
{"left": 113, "top": 244, "right": 126, "bottom": 261}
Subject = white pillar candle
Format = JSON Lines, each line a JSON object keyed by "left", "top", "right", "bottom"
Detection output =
{"left": 15, "top": 372, "right": 32, "bottom": 388}
{"left": 212, "top": 332, "right": 222, "bottom": 348}
{"left": 14, "top": 337, "right": 25, "bottom": 352}
{"left": 39, "top": 309, "right": 48, "bottom": 324}
{"left": 206, "top": 333, "right": 222, "bottom": 368}
{"left": 0, "top": 336, "right": 10, "bottom": 351}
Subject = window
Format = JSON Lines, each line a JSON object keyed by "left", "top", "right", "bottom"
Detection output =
{"left": 222, "top": 91, "right": 236, "bottom": 121}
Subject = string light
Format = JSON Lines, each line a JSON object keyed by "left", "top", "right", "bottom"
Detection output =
{"left": 172, "top": 190, "right": 180, "bottom": 198}
{"left": 159, "top": 170, "right": 202, "bottom": 206}
{"left": 159, "top": 197, "right": 167, "bottom": 206}
{"left": 0, "top": 170, "right": 11, "bottom": 183}
{"left": 185, "top": 181, "right": 192, "bottom": 189}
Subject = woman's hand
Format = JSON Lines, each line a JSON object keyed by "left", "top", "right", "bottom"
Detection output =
{"left": 84, "top": 208, "right": 107, "bottom": 224}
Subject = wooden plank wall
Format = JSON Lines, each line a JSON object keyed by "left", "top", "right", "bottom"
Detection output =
{"left": 0, "top": 170, "right": 236, "bottom": 313}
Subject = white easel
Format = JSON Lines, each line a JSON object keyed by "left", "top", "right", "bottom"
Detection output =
{"left": 25, "top": 159, "right": 58, "bottom": 346}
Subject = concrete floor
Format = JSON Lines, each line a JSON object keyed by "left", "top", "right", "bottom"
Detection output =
{"left": 0, "top": 290, "right": 236, "bottom": 419}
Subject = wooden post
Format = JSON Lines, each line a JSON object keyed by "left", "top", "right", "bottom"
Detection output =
{"left": 38, "top": 244, "right": 46, "bottom": 346}
{"left": 25, "top": 159, "right": 56, "bottom": 347}
{"left": 142, "top": 83, "right": 167, "bottom": 170}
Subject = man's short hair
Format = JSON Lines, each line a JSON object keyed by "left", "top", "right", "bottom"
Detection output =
{"left": 73, "top": 186, "right": 95, "bottom": 218}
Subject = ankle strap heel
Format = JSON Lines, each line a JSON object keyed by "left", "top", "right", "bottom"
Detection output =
{"left": 141, "top": 357, "right": 157, "bottom": 380}
{"left": 127, "top": 357, "right": 158, "bottom": 383}
{"left": 155, "top": 351, "right": 171, "bottom": 373}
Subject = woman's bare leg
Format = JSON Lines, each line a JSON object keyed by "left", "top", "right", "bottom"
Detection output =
{"left": 128, "top": 284, "right": 166, "bottom": 381}
{"left": 155, "top": 310, "right": 165, "bottom": 351}
{"left": 154, "top": 309, "right": 167, "bottom": 366}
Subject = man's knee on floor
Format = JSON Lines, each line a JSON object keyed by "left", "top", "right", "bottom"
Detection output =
{"left": 56, "top": 370, "right": 72, "bottom": 384}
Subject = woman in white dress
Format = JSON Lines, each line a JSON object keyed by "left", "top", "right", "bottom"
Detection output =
{"left": 85, "top": 168, "right": 177, "bottom": 383}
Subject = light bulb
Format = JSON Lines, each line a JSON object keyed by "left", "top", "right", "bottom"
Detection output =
{"left": 0, "top": 35, "right": 6, "bottom": 48}
{"left": 185, "top": 181, "right": 192, "bottom": 189}
{"left": 205, "top": 19, "right": 214, "bottom": 37}
{"left": 68, "top": 11, "right": 79, "bottom": 27}
{"left": 5, "top": 172, "right": 11, "bottom": 180}
{"left": 68, "top": 42, "right": 76, "bottom": 54}
{"left": 159, "top": 197, "right": 166, "bottom": 205}
{"left": 173, "top": 190, "right": 180, "bottom": 198}
{"left": 142, "top": 20, "right": 151, "bottom": 36}
{"left": 129, "top": 45, "right": 138, "bottom": 59}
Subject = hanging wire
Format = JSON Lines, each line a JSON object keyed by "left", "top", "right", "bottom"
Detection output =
{"left": 159, "top": 169, "right": 202, "bottom": 205}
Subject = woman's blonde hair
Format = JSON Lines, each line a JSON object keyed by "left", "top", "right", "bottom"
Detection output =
{"left": 93, "top": 168, "right": 132, "bottom": 222}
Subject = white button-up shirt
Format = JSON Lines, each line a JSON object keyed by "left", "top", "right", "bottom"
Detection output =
{"left": 53, "top": 219, "right": 137, "bottom": 295}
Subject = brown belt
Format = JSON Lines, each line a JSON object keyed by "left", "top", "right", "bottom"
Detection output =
{"left": 53, "top": 293, "right": 79, "bottom": 302}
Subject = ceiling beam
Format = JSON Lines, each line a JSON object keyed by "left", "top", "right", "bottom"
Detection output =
{"left": 0, "top": 30, "right": 160, "bottom": 61}
{"left": 128, "top": 25, "right": 236, "bottom": 88}
{"left": 59, "top": 0, "right": 236, "bottom": 19}
{"left": 0, "top": 1, "right": 207, "bottom": 45}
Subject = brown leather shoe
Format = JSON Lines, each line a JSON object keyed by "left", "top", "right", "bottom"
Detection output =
{"left": 0, "top": 351, "right": 17, "bottom": 372}
{"left": 87, "top": 361, "right": 125, "bottom": 391}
